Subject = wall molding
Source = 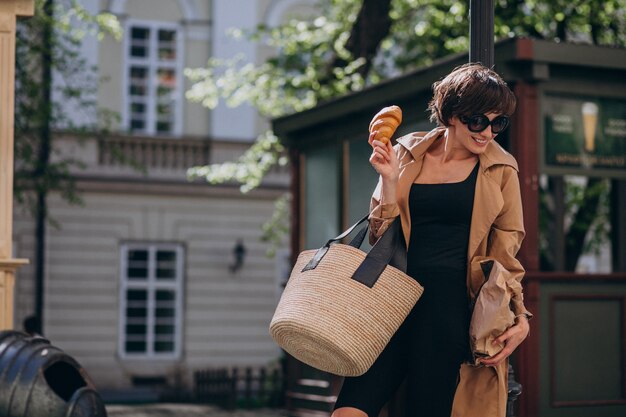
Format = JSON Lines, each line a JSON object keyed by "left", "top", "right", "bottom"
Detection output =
{"left": 108, "top": 0, "right": 199, "bottom": 21}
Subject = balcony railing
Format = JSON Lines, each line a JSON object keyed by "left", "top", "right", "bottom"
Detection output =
{"left": 98, "top": 135, "right": 211, "bottom": 171}
{"left": 50, "top": 133, "right": 289, "bottom": 187}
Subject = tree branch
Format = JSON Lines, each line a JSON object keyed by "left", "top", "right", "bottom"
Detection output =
{"left": 332, "top": 0, "right": 393, "bottom": 77}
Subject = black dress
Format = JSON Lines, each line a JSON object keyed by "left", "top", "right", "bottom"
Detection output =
{"left": 334, "top": 161, "right": 479, "bottom": 417}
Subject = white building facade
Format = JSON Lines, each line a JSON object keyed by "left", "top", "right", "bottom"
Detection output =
{"left": 12, "top": 0, "right": 316, "bottom": 397}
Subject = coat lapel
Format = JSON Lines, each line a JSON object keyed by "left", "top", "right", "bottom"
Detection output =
{"left": 396, "top": 156, "right": 419, "bottom": 247}
{"left": 467, "top": 166, "right": 503, "bottom": 265}
{"left": 467, "top": 141, "right": 518, "bottom": 287}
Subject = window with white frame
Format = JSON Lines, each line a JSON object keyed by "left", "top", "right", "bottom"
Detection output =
{"left": 124, "top": 20, "right": 183, "bottom": 135}
{"left": 119, "top": 244, "right": 184, "bottom": 358}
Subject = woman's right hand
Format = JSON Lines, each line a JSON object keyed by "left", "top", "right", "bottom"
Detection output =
{"left": 368, "top": 132, "right": 400, "bottom": 183}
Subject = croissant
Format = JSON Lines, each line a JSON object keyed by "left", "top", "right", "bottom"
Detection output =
{"left": 369, "top": 105, "right": 403, "bottom": 144}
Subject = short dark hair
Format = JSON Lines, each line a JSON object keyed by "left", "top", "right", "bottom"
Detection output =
{"left": 428, "top": 63, "right": 516, "bottom": 126}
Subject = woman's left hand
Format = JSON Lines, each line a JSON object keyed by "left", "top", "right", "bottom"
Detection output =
{"left": 479, "top": 316, "right": 530, "bottom": 366}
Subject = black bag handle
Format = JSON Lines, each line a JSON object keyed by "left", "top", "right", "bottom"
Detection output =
{"left": 347, "top": 224, "right": 369, "bottom": 249}
{"left": 352, "top": 218, "right": 407, "bottom": 287}
{"left": 302, "top": 214, "right": 407, "bottom": 288}
{"left": 301, "top": 214, "right": 369, "bottom": 273}
{"left": 327, "top": 213, "right": 370, "bottom": 247}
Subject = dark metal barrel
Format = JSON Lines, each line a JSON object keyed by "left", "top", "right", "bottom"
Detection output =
{"left": 0, "top": 330, "right": 107, "bottom": 417}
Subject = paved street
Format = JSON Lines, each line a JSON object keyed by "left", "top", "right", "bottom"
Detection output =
{"left": 106, "top": 404, "right": 285, "bottom": 417}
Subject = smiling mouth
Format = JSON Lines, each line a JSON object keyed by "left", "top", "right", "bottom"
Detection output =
{"left": 472, "top": 136, "right": 488, "bottom": 145}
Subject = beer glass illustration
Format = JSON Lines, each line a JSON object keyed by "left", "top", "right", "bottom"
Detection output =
{"left": 582, "top": 102, "right": 599, "bottom": 153}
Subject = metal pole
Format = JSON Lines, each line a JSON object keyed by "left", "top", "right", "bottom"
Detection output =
{"left": 469, "top": 0, "right": 494, "bottom": 67}
{"left": 33, "top": 0, "right": 55, "bottom": 336}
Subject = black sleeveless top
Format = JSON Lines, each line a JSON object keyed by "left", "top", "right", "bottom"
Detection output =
{"left": 407, "top": 161, "right": 479, "bottom": 273}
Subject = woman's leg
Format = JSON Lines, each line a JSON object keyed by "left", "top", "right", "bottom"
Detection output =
{"left": 405, "top": 270, "right": 470, "bottom": 417}
{"left": 406, "top": 345, "right": 466, "bottom": 417}
{"left": 332, "top": 307, "right": 412, "bottom": 417}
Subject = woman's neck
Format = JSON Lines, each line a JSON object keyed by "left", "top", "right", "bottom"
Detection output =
{"left": 428, "top": 128, "right": 476, "bottom": 163}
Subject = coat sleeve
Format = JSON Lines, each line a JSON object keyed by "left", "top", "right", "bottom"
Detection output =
{"left": 487, "top": 166, "right": 533, "bottom": 319}
{"left": 367, "top": 145, "right": 401, "bottom": 245}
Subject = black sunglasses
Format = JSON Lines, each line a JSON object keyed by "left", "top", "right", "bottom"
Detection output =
{"left": 459, "top": 114, "right": 510, "bottom": 134}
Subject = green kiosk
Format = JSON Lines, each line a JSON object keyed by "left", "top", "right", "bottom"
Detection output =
{"left": 273, "top": 37, "right": 626, "bottom": 417}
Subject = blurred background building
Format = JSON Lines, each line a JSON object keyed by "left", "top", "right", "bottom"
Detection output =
{"left": 11, "top": 0, "right": 317, "bottom": 400}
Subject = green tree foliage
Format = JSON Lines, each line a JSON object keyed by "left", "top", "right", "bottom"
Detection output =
{"left": 186, "top": 0, "right": 624, "bottom": 263}
{"left": 186, "top": 0, "right": 367, "bottom": 192}
{"left": 540, "top": 177, "right": 611, "bottom": 271}
{"left": 186, "top": 0, "right": 626, "bottom": 193}
{"left": 14, "top": 0, "right": 121, "bottom": 215}
{"left": 493, "top": 0, "right": 626, "bottom": 45}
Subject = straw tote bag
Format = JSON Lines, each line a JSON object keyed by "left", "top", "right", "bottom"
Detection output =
{"left": 269, "top": 215, "right": 424, "bottom": 376}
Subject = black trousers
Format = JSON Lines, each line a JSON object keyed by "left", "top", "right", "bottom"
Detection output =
{"left": 333, "top": 268, "right": 471, "bottom": 417}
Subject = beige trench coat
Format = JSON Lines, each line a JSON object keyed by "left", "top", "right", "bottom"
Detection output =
{"left": 368, "top": 127, "right": 532, "bottom": 417}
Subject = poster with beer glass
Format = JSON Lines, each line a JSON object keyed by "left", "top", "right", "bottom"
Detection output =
{"left": 544, "top": 94, "right": 626, "bottom": 177}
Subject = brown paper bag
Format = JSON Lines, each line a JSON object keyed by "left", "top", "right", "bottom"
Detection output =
{"left": 469, "top": 257, "right": 516, "bottom": 364}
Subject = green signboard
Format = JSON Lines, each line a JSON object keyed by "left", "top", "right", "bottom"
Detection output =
{"left": 543, "top": 95, "right": 626, "bottom": 177}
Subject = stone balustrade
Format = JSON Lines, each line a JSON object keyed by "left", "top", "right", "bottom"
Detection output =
{"left": 49, "top": 133, "right": 289, "bottom": 188}
{"left": 98, "top": 135, "right": 211, "bottom": 171}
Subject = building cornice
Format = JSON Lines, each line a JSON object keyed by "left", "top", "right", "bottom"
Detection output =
{"left": 74, "top": 178, "right": 287, "bottom": 199}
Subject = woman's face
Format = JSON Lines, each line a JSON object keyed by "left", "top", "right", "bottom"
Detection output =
{"left": 448, "top": 112, "right": 502, "bottom": 155}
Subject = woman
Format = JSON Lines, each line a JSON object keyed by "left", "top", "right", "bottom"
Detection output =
{"left": 332, "top": 63, "right": 532, "bottom": 417}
